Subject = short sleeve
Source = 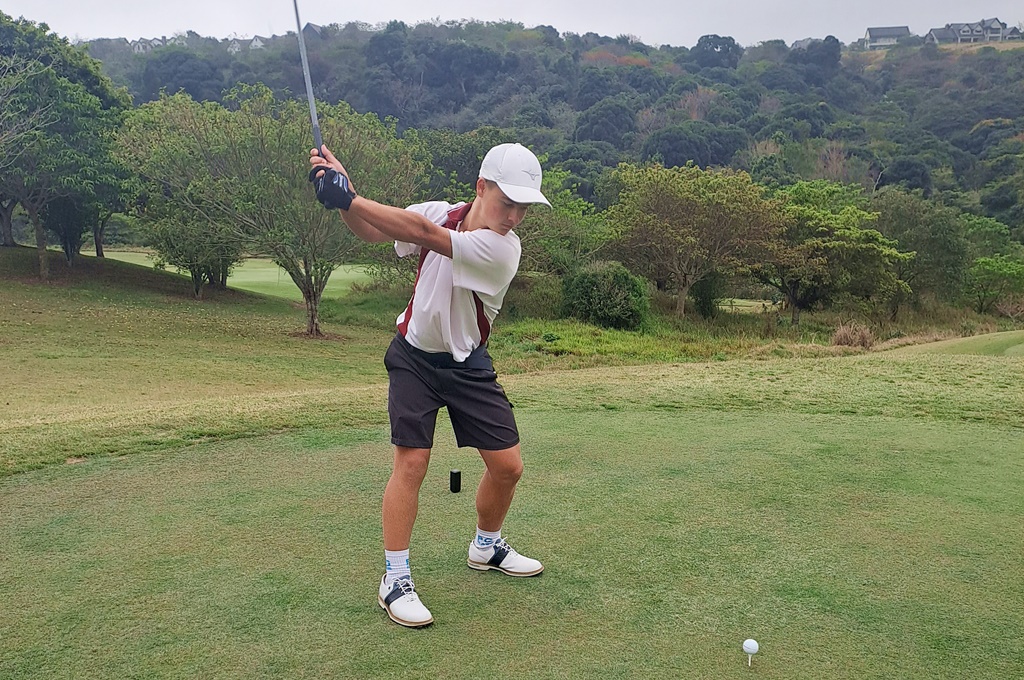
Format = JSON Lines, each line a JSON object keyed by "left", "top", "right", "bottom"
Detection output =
{"left": 395, "top": 201, "right": 459, "bottom": 258}
{"left": 449, "top": 229, "right": 522, "bottom": 296}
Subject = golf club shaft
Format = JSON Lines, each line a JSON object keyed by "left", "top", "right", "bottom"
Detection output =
{"left": 293, "top": 0, "right": 323, "bottom": 152}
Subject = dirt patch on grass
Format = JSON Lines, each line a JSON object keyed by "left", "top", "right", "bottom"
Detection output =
{"left": 65, "top": 457, "right": 88, "bottom": 465}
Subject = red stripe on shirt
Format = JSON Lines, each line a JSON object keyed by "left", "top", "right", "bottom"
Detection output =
{"left": 397, "top": 202, "right": 474, "bottom": 339}
{"left": 473, "top": 292, "right": 490, "bottom": 345}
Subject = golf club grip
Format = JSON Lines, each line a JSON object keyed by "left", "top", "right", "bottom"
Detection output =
{"left": 313, "top": 124, "right": 323, "bottom": 155}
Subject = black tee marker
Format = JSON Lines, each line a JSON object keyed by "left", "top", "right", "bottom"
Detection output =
{"left": 450, "top": 469, "right": 461, "bottom": 493}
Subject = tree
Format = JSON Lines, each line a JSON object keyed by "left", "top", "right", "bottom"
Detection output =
{"left": 421, "top": 41, "right": 502, "bottom": 106}
{"left": 90, "top": 161, "right": 138, "bottom": 257}
{"left": 608, "top": 163, "right": 785, "bottom": 315}
{"left": 138, "top": 190, "right": 243, "bottom": 298}
{"left": 2, "top": 67, "right": 117, "bottom": 277}
{"left": 0, "top": 13, "right": 129, "bottom": 273}
{"left": 0, "top": 56, "right": 53, "bottom": 247}
{"left": 641, "top": 121, "right": 749, "bottom": 169}
{"left": 0, "top": 55, "right": 51, "bottom": 174}
{"left": 517, "top": 167, "right": 612, "bottom": 275}
{"left": 752, "top": 181, "right": 912, "bottom": 324}
{"left": 140, "top": 50, "right": 224, "bottom": 102}
{"left": 876, "top": 156, "right": 932, "bottom": 196}
{"left": 404, "top": 126, "right": 513, "bottom": 200}
{"left": 870, "top": 188, "right": 969, "bottom": 302}
{"left": 574, "top": 97, "right": 636, "bottom": 149}
{"left": 42, "top": 196, "right": 96, "bottom": 263}
{"left": 365, "top": 21, "right": 410, "bottom": 68}
{"left": 119, "top": 86, "right": 423, "bottom": 335}
{"left": 690, "top": 35, "right": 744, "bottom": 70}
{"left": 980, "top": 178, "right": 1022, "bottom": 228}
{"left": 575, "top": 67, "right": 626, "bottom": 110}
{"left": 962, "top": 214, "right": 1018, "bottom": 259}
{"left": 964, "top": 255, "right": 1024, "bottom": 314}
{"left": 786, "top": 36, "right": 842, "bottom": 86}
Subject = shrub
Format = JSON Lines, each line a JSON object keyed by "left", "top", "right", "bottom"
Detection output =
{"left": 994, "top": 296, "right": 1024, "bottom": 322}
{"left": 561, "top": 261, "right": 649, "bottom": 330}
{"left": 831, "top": 323, "right": 875, "bottom": 349}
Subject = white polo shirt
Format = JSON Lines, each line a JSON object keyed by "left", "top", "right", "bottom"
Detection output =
{"left": 394, "top": 201, "right": 522, "bottom": 362}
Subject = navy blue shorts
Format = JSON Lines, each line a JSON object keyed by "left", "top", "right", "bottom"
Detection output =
{"left": 384, "top": 334, "right": 519, "bottom": 451}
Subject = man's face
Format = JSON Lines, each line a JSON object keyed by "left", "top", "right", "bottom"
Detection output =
{"left": 476, "top": 179, "right": 530, "bottom": 235}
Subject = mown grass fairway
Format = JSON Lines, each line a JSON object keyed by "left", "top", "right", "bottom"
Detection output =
{"left": 893, "top": 329, "right": 1024, "bottom": 357}
{"left": 89, "top": 250, "right": 368, "bottom": 301}
{"left": 2, "top": 248, "right": 1023, "bottom": 678}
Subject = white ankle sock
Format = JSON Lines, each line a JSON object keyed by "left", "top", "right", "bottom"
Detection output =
{"left": 384, "top": 549, "right": 411, "bottom": 586}
{"left": 475, "top": 526, "right": 501, "bottom": 548}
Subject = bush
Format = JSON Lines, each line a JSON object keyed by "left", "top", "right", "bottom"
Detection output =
{"left": 561, "top": 261, "right": 649, "bottom": 330}
{"left": 831, "top": 323, "right": 874, "bottom": 349}
{"left": 994, "top": 296, "right": 1024, "bottom": 322}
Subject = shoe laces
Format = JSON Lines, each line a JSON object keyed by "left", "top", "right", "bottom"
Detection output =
{"left": 392, "top": 577, "right": 416, "bottom": 596}
{"left": 493, "top": 537, "right": 518, "bottom": 556}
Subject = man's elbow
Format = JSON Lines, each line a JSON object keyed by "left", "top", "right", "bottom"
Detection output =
{"left": 415, "top": 221, "right": 451, "bottom": 256}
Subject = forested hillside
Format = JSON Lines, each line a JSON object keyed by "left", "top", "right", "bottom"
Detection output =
{"left": 85, "top": 21, "right": 1024, "bottom": 234}
{"left": 5, "top": 12, "right": 1023, "bottom": 331}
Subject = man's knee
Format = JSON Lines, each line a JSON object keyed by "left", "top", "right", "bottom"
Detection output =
{"left": 393, "top": 447, "right": 431, "bottom": 483}
{"left": 482, "top": 448, "right": 523, "bottom": 485}
{"left": 499, "top": 461, "right": 524, "bottom": 485}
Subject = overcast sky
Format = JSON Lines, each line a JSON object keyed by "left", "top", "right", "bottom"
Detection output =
{"left": 6, "top": 1, "right": 1022, "bottom": 47}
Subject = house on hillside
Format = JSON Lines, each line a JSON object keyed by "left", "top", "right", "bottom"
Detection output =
{"left": 302, "top": 23, "right": 323, "bottom": 40}
{"left": 129, "top": 37, "right": 165, "bottom": 54}
{"left": 249, "top": 35, "right": 268, "bottom": 49}
{"left": 226, "top": 39, "right": 243, "bottom": 54}
{"left": 864, "top": 26, "right": 911, "bottom": 50}
{"left": 791, "top": 37, "right": 821, "bottom": 50}
{"left": 926, "top": 18, "right": 1023, "bottom": 45}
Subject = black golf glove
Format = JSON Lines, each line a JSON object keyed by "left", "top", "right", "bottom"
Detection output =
{"left": 309, "top": 166, "right": 357, "bottom": 211}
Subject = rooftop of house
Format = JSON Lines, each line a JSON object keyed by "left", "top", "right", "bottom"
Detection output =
{"left": 791, "top": 37, "right": 822, "bottom": 50}
{"left": 866, "top": 26, "right": 911, "bottom": 39}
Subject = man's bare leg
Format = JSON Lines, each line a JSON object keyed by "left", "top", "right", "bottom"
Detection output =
{"left": 475, "top": 444, "right": 524, "bottom": 531}
{"left": 469, "top": 444, "right": 543, "bottom": 576}
{"left": 383, "top": 446, "right": 431, "bottom": 550}
{"left": 378, "top": 446, "right": 434, "bottom": 628}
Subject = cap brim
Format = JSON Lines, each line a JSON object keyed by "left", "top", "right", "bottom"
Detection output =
{"left": 496, "top": 181, "right": 551, "bottom": 207}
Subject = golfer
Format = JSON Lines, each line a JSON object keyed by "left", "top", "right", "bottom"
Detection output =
{"left": 309, "top": 142, "right": 550, "bottom": 628}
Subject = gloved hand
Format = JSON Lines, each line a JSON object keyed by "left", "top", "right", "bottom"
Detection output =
{"left": 309, "top": 166, "right": 357, "bottom": 211}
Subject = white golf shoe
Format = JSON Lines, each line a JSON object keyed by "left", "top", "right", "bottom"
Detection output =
{"left": 378, "top": 576, "right": 433, "bottom": 628}
{"left": 467, "top": 538, "right": 544, "bottom": 576}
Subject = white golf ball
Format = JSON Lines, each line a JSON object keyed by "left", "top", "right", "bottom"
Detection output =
{"left": 743, "top": 639, "right": 759, "bottom": 655}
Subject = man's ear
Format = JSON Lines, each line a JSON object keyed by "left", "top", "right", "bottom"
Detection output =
{"left": 475, "top": 177, "right": 488, "bottom": 195}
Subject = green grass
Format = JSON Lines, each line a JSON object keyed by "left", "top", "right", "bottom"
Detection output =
{"left": 92, "top": 250, "right": 368, "bottom": 301}
{"left": 893, "top": 329, "right": 1024, "bottom": 357}
{"left": 2, "top": 246, "right": 1023, "bottom": 678}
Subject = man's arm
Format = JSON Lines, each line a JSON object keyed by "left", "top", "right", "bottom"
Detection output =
{"left": 345, "top": 198, "right": 453, "bottom": 258}
{"left": 310, "top": 145, "right": 453, "bottom": 257}
{"left": 334, "top": 206, "right": 392, "bottom": 243}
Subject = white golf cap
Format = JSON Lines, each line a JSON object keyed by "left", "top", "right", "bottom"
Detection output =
{"left": 479, "top": 143, "right": 551, "bottom": 207}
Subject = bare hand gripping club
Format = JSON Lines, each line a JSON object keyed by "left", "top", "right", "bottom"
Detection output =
{"left": 293, "top": 0, "right": 323, "bottom": 154}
